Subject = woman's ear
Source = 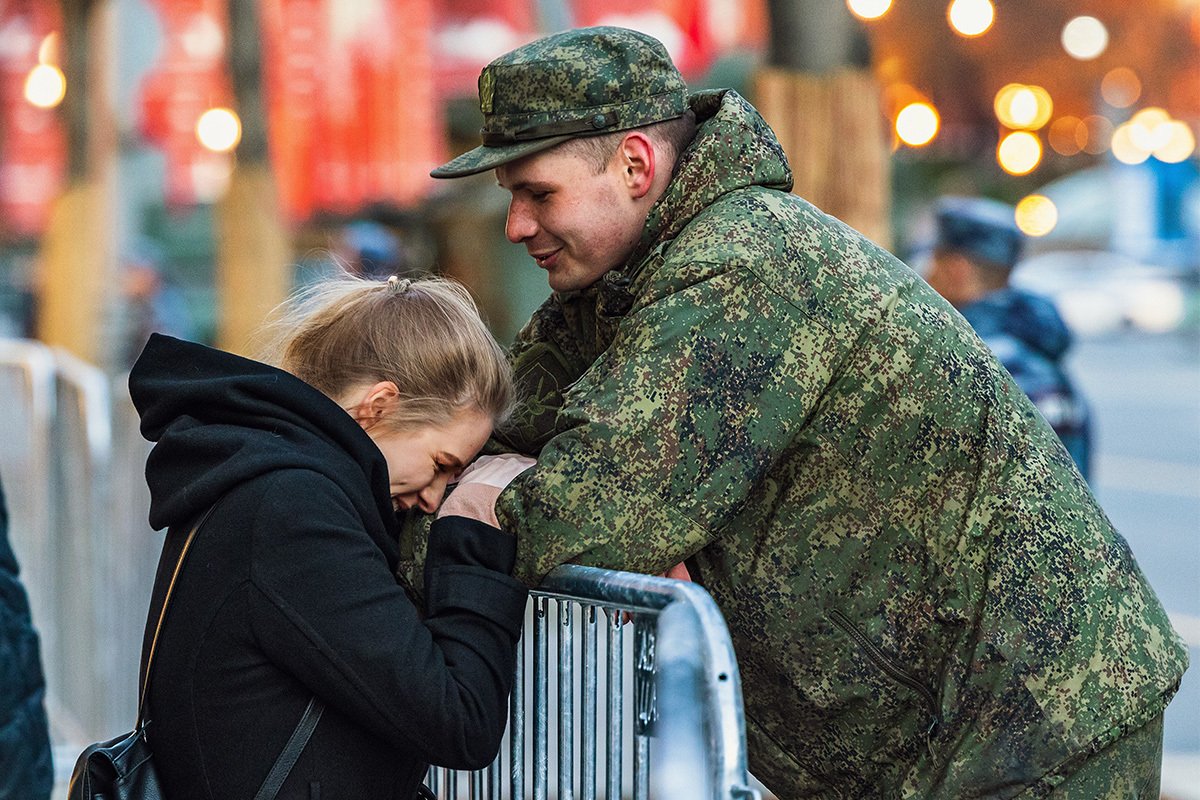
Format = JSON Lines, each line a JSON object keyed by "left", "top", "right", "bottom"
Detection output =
{"left": 355, "top": 380, "right": 400, "bottom": 429}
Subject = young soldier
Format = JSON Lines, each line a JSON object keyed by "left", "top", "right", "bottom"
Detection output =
{"left": 431, "top": 26, "right": 1187, "bottom": 798}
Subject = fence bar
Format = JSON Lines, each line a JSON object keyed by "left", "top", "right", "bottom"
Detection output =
{"left": 580, "top": 605, "right": 597, "bottom": 800}
{"left": 510, "top": 637, "right": 524, "bottom": 799}
{"left": 557, "top": 599, "right": 574, "bottom": 800}
{"left": 533, "top": 597, "right": 548, "bottom": 800}
{"left": 605, "top": 608, "right": 623, "bottom": 800}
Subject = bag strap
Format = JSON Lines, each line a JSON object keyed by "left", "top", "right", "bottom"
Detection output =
{"left": 252, "top": 696, "right": 325, "bottom": 800}
{"left": 137, "top": 504, "right": 217, "bottom": 726}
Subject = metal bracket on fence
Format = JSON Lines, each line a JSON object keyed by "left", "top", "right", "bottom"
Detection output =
{"left": 428, "top": 564, "right": 761, "bottom": 800}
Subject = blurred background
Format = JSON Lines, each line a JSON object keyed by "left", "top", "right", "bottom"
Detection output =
{"left": 0, "top": 0, "right": 1196, "bottom": 795}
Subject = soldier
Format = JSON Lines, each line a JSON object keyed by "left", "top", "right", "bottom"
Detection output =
{"left": 925, "top": 196, "right": 1092, "bottom": 480}
{"left": 425, "top": 26, "right": 1188, "bottom": 798}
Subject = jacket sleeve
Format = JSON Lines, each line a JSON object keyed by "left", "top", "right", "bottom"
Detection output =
{"left": 247, "top": 474, "right": 527, "bottom": 769}
{"left": 498, "top": 263, "right": 841, "bottom": 586}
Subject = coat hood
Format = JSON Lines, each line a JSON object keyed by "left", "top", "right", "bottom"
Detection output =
{"left": 629, "top": 89, "right": 793, "bottom": 268}
{"left": 961, "top": 287, "right": 1072, "bottom": 361}
{"left": 129, "top": 334, "right": 395, "bottom": 532}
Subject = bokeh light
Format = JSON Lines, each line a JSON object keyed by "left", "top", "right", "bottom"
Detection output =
{"left": 846, "top": 0, "right": 892, "bottom": 21}
{"left": 1048, "top": 116, "right": 1083, "bottom": 156}
{"left": 997, "top": 131, "right": 1042, "bottom": 174}
{"left": 1111, "top": 123, "right": 1150, "bottom": 164}
{"left": 1128, "top": 107, "right": 1173, "bottom": 152}
{"left": 1080, "top": 115, "right": 1114, "bottom": 155}
{"left": 1100, "top": 67, "right": 1141, "bottom": 108}
{"left": 24, "top": 64, "right": 66, "bottom": 109}
{"left": 947, "top": 0, "right": 995, "bottom": 37}
{"left": 994, "top": 84, "right": 1053, "bottom": 130}
{"left": 1152, "top": 120, "right": 1196, "bottom": 163}
{"left": 896, "top": 102, "right": 940, "bottom": 146}
{"left": 1061, "top": 16, "right": 1108, "bottom": 60}
{"left": 1015, "top": 195, "right": 1058, "bottom": 237}
{"left": 1126, "top": 282, "right": 1187, "bottom": 333}
{"left": 37, "top": 32, "right": 59, "bottom": 65}
{"left": 196, "top": 107, "right": 242, "bottom": 153}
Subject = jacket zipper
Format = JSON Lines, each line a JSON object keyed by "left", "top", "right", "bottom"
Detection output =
{"left": 828, "top": 608, "right": 942, "bottom": 754}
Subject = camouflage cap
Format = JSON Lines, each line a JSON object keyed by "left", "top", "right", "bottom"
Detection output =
{"left": 430, "top": 26, "right": 689, "bottom": 179}
{"left": 935, "top": 195, "right": 1025, "bottom": 269}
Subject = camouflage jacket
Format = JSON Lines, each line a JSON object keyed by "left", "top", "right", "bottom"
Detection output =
{"left": 437, "top": 90, "right": 1188, "bottom": 798}
{"left": 961, "top": 288, "right": 1091, "bottom": 481}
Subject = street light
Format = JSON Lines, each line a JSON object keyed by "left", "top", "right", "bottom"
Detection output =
{"left": 997, "top": 131, "right": 1042, "bottom": 174}
{"left": 24, "top": 64, "right": 66, "bottom": 109}
{"left": 1061, "top": 16, "right": 1108, "bottom": 60}
{"left": 196, "top": 107, "right": 242, "bottom": 153}
{"left": 947, "top": 0, "right": 995, "bottom": 37}
{"left": 846, "top": 0, "right": 892, "bottom": 21}
{"left": 896, "top": 102, "right": 940, "bottom": 146}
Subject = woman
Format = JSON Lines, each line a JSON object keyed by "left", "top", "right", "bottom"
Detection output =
{"left": 129, "top": 274, "right": 528, "bottom": 799}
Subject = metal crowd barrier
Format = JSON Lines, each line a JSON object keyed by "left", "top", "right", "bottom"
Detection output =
{"left": 0, "top": 338, "right": 157, "bottom": 748}
{"left": 426, "top": 565, "right": 761, "bottom": 800}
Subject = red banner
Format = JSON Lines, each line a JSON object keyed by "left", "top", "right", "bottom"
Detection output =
{"left": 0, "top": 0, "right": 66, "bottom": 238}
{"left": 261, "top": 0, "right": 443, "bottom": 221}
{"left": 571, "top": 0, "right": 767, "bottom": 80}
{"left": 139, "top": 0, "right": 233, "bottom": 207}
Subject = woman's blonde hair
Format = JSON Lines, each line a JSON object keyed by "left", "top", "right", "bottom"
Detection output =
{"left": 256, "top": 273, "right": 514, "bottom": 431}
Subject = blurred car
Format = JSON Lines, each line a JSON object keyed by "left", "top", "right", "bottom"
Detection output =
{"left": 1011, "top": 250, "right": 1197, "bottom": 336}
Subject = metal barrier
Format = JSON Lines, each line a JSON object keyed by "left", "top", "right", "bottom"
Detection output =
{"left": 425, "top": 565, "right": 761, "bottom": 800}
{"left": 0, "top": 338, "right": 157, "bottom": 747}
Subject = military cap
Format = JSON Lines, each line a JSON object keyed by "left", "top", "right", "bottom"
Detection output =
{"left": 431, "top": 26, "right": 690, "bottom": 179}
{"left": 934, "top": 196, "right": 1025, "bottom": 269}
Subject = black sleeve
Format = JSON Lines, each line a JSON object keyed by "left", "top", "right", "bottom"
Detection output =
{"left": 247, "top": 472, "right": 528, "bottom": 769}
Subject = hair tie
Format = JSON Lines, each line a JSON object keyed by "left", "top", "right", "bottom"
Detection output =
{"left": 387, "top": 275, "right": 412, "bottom": 295}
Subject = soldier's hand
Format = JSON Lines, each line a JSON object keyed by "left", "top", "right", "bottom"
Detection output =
{"left": 437, "top": 454, "right": 536, "bottom": 526}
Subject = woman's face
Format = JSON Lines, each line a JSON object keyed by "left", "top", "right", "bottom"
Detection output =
{"left": 367, "top": 408, "right": 494, "bottom": 514}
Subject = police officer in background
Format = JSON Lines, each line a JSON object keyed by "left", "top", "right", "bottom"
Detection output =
{"left": 925, "top": 196, "right": 1092, "bottom": 480}
{"left": 419, "top": 26, "right": 1186, "bottom": 799}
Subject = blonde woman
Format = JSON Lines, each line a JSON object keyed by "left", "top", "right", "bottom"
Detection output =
{"left": 128, "top": 274, "right": 528, "bottom": 799}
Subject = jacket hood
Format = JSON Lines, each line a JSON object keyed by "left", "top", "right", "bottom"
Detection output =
{"left": 129, "top": 334, "right": 395, "bottom": 532}
{"left": 629, "top": 89, "right": 793, "bottom": 267}
{"left": 961, "top": 288, "right": 1072, "bottom": 360}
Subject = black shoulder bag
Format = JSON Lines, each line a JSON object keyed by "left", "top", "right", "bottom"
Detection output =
{"left": 68, "top": 508, "right": 325, "bottom": 800}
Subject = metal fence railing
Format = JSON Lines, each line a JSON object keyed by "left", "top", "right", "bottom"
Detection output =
{"left": 1, "top": 337, "right": 761, "bottom": 799}
{"left": 426, "top": 566, "right": 761, "bottom": 800}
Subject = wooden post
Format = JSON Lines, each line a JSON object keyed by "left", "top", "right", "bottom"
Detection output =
{"left": 757, "top": 0, "right": 892, "bottom": 248}
{"left": 36, "top": 0, "right": 118, "bottom": 365}
{"left": 753, "top": 67, "right": 892, "bottom": 247}
{"left": 215, "top": 0, "right": 290, "bottom": 355}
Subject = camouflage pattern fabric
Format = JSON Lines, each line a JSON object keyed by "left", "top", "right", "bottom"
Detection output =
{"left": 430, "top": 26, "right": 689, "bottom": 178}
{"left": 471, "top": 88, "right": 1189, "bottom": 799}
{"left": 961, "top": 288, "right": 1092, "bottom": 480}
{"left": 1021, "top": 713, "right": 1163, "bottom": 799}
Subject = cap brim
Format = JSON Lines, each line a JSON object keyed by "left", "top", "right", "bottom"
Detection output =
{"left": 430, "top": 134, "right": 575, "bottom": 179}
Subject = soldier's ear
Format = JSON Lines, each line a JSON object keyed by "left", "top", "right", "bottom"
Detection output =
{"left": 616, "top": 132, "right": 656, "bottom": 199}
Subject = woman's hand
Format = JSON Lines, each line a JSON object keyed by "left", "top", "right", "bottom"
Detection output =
{"left": 437, "top": 454, "right": 537, "bottom": 526}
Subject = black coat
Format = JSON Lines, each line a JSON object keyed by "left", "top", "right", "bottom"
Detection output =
{"left": 0, "top": 476, "right": 53, "bottom": 800}
{"left": 129, "top": 334, "right": 527, "bottom": 800}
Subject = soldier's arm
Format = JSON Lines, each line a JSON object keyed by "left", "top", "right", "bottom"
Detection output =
{"left": 496, "top": 266, "right": 834, "bottom": 586}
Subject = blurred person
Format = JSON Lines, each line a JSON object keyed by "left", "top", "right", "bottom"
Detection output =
{"left": 0, "top": 473, "right": 53, "bottom": 800}
{"left": 925, "top": 196, "right": 1092, "bottom": 480}
{"left": 423, "top": 26, "right": 1189, "bottom": 799}
{"left": 118, "top": 243, "right": 195, "bottom": 369}
{"left": 128, "top": 274, "right": 527, "bottom": 799}
{"left": 336, "top": 219, "right": 407, "bottom": 279}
